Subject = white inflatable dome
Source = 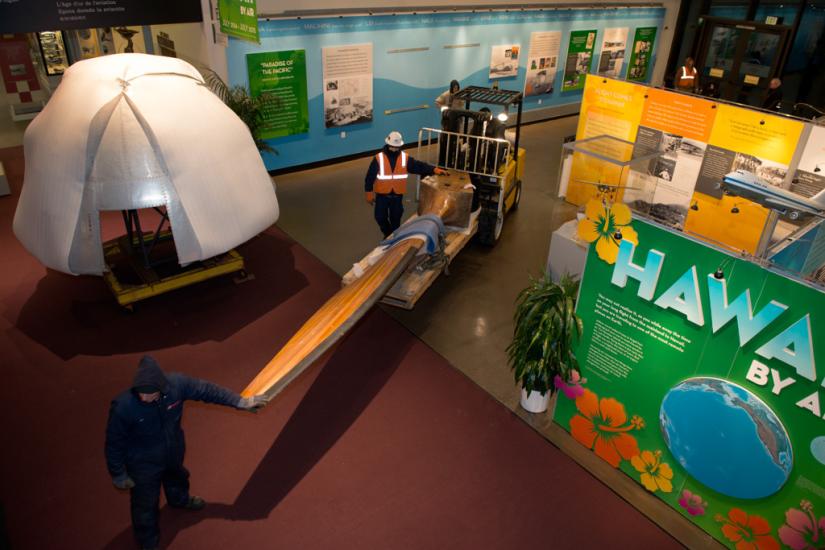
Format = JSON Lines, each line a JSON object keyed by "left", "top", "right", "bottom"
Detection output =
{"left": 13, "top": 53, "right": 279, "bottom": 275}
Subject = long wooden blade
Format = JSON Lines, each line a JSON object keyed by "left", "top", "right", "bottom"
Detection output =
{"left": 241, "top": 239, "right": 422, "bottom": 398}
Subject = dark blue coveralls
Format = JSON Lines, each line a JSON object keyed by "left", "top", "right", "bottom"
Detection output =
{"left": 105, "top": 357, "right": 241, "bottom": 548}
{"left": 364, "top": 145, "right": 438, "bottom": 237}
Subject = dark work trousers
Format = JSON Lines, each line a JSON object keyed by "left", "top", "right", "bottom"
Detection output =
{"left": 130, "top": 461, "right": 190, "bottom": 548}
{"left": 374, "top": 192, "right": 404, "bottom": 237}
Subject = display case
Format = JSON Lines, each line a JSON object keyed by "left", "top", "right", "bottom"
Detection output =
{"left": 558, "top": 134, "right": 671, "bottom": 219}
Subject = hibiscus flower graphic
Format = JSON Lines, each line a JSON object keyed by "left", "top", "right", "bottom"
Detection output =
{"left": 631, "top": 449, "right": 674, "bottom": 493}
{"left": 715, "top": 508, "right": 779, "bottom": 550}
{"left": 678, "top": 490, "right": 707, "bottom": 516}
{"left": 569, "top": 389, "right": 644, "bottom": 467}
{"left": 576, "top": 199, "right": 638, "bottom": 264}
{"left": 778, "top": 500, "right": 825, "bottom": 550}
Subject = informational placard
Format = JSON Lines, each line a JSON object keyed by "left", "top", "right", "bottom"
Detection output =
{"left": 556, "top": 218, "right": 825, "bottom": 550}
{"left": 684, "top": 104, "right": 804, "bottom": 254}
{"left": 597, "top": 27, "right": 629, "bottom": 78}
{"left": 524, "top": 31, "right": 561, "bottom": 97}
{"left": 489, "top": 44, "right": 520, "bottom": 79}
{"left": 247, "top": 50, "right": 309, "bottom": 139}
{"left": 562, "top": 30, "right": 597, "bottom": 92}
{"left": 0, "top": 0, "right": 202, "bottom": 33}
{"left": 219, "top": 0, "right": 259, "bottom": 43}
{"left": 322, "top": 43, "right": 373, "bottom": 128}
{"left": 623, "top": 89, "right": 717, "bottom": 229}
{"left": 626, "top": 27, "right": 657, "bottom": 82}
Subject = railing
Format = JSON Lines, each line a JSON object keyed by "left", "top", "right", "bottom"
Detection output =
{"left": 417, "top": 127, "right": 511, "bottom": 179}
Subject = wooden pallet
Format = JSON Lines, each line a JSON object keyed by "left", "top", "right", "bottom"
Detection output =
{"left": 343, "top": 213, "right": 478, "bottom": 310}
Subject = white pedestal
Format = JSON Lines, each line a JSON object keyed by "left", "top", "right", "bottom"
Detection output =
{"left": 546, "top": 219, "right": 588, "bottom": 282}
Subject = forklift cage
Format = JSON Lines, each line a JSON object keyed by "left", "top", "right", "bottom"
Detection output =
{"left": 416, "top": 127, "right": 511, "bottom": 178}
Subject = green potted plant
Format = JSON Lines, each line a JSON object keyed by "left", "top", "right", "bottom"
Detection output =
{"left": 507, "top": 273, "right": 583, "bottom": 413}
{"left": 201, "top": 69, "right": 279, "bottom": 155}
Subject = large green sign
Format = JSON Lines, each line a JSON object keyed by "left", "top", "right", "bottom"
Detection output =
{"left": 562, "top": 29, "right": 597, "bottom": 92}
{"left": 219, "top": 0, "right": 258, "bottom": 43}
{"left": 247, "top": 50, "right": 309, "bottom": 139}
{"left": 626, "top": 26, "right": 657, "bottom": 82}
{"left": 555, "top": 213, "right": 825, "bottom": 549}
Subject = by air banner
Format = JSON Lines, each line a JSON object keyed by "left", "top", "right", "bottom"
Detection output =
{"left": 247, "top": 50, "right": 309, "bottom": 139}
{"left": 219, "top": 0, "right": 259, "bottom": 43}
{"left": 556, "top": 215, "right": 825, "bottom": 549}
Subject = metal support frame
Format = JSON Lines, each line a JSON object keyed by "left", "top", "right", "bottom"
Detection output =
{"left": 120, "top": 207, "right": 172, "bottom": 269}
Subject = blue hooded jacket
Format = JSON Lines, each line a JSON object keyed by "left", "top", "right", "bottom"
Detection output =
{"left": 105, "top": 356, "right": 241, "bottom": 479}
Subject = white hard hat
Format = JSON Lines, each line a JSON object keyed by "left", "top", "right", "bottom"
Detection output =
{"left": 385, "top": 131, "right": 404, "bottom": 147}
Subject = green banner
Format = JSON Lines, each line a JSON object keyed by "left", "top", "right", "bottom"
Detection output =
{"left": 562, "top": 29, "right": 597, "bottom": 92}
{"left": 247, "top": 50, "right": 309, "bottom": 139}
{"left": 219, "top": 0, "right": 258, "bottom": 43}
{"left": 555, "top": 214, "right": 825, "bottom": 549}
{"left": 626, "top": 27, "right": 657, "bottom": 82}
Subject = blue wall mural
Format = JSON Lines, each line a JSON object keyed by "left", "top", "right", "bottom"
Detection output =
{"left": 227, "top": 7, "right": 665, "bottom": 170}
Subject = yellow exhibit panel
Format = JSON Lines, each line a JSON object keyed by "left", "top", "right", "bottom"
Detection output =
{"left": 684, "top": 104, "right": 805, "bottom": 254}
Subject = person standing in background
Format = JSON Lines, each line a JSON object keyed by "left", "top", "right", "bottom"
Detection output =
{"left": 675, "top": 57, "right": 698, "bottom": 93}
{"left": 435, "top": 80, "right": 463, "bottom": 111}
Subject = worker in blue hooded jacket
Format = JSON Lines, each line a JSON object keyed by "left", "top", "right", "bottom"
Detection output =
{"left": 105, "top": 355, "right": 268, "bottom": 550}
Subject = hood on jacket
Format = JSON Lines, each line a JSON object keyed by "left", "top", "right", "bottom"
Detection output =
{"left": 132, "top": 355, "right": 169, "bottom": 394}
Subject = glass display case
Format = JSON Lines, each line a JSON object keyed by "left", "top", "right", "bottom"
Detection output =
{"left": 558, "top": 134, "right": 672, "bottom": 221}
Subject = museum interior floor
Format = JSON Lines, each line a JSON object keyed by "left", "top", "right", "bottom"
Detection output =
{"left": 0, "top": 115, "right": 718, "bottom": 548}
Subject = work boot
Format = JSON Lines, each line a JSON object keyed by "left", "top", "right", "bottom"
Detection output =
{"left": 182, "top": 496, "right": 205, "bottom": 510}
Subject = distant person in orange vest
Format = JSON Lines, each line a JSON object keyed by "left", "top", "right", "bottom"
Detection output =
{"left": 365, "top": 131, "right": 448, "bottom": 237}
{"left": 675, "top": 57, "right": 698, "bottom": 93}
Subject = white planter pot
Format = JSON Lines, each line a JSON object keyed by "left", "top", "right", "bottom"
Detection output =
{"left": 520, "top": 388, "right": 551, "bottom": 413}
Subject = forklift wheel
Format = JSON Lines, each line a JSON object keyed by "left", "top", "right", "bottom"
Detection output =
{"left": 477, "top": 208, "right": 504, "bottom": 246}
{"left": 511, "top": 180, "right": 522, "bottom": 211}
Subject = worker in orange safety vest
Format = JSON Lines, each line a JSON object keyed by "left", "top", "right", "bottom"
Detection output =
{"left": 675, "top": 57, "right": 698, "bottom": 93}
{"left": 364, "top": 131, "right": 448, "bottom": 237}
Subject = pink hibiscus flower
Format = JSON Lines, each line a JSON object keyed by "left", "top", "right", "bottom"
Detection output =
{"left": 779, "top": 500, "right": 825, "bottom": 550}
{"left": 554, "top": 370, "right": 587, "bottom": 399}
{"left": 678, "top": 490, "right": 707, "bottom": 516}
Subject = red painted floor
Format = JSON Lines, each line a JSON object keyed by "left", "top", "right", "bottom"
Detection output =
{"left": 0, "top": 146, "right": 680, "bottom": 549}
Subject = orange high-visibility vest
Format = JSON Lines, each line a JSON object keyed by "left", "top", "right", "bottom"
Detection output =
{"left": 676, "top": 65, "right": 697, "bottom": 89}
{"left": 374, "top": 151, "right": 408, "bottom": 194}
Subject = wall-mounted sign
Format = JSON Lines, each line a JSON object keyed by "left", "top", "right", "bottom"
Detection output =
{"left": 744, "top": 74, "right": 760, "bottom": 85}
{"left": 247, "top": 50, "right": 309, "bottom": 139}
{"left": 626, "top": 26, "right": 657, "bottom": 82}
{"left": 219, "top": 0, "right": 259, "bottom": 43}
{"left": 555, "top": 218, "right": 825, "bottom": 549}
{"left": 0, "top": 0, "right": 202, "bottom": 34}
{"left": 709, "top": 67, "right": 724, "bottom": 78}
{"left": 489, "top": 44, "right": 520, "bottom": 79}
{"left": 322, "top": 43, "right": 373, "bottom": 128}
{"left": 562, "top": 29, "right": 597, "bottom": 92}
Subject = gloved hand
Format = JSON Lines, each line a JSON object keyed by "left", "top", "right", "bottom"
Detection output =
{"left": 237, "top": 394, "right": 270, "bottom": 412}
{"left": 112, "top": 474, "right": 135, "bottom": 490}
{"left": 365, "top": 191, "right": 375, "bottom": 205}
{"left": 434, "top": 168, "right": 449, "bottom": 176}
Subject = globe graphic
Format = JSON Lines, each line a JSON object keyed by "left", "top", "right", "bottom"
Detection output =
{"left": 812, "top": 436, "right": 825, "bottom": 466}
{"left": 659, "top": 377, "right": 793, "bottom": 499}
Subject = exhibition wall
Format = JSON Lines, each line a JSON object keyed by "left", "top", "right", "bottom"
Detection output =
{"left": 554, "top": 219, "right": 825, "bottom": 549}
{"left": 565, "top": 75, "right": 825, "bottom": 270}
{"left": 225, "top": 7, "right": 665, "bottom": 170}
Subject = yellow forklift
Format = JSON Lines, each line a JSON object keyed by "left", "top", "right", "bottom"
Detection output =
{"left": 417, "top": 85, "right": 525, "bottom": 245}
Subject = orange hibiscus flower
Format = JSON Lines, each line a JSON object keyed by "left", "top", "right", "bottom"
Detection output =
{"left": 631, "top": 450, "right": 674, "bottom": 493}
{"left": 715, "top": 508, "right": 780, "bottom": 550}
{"left": 569, "top": 389, "right": 643, "bottom": 467}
